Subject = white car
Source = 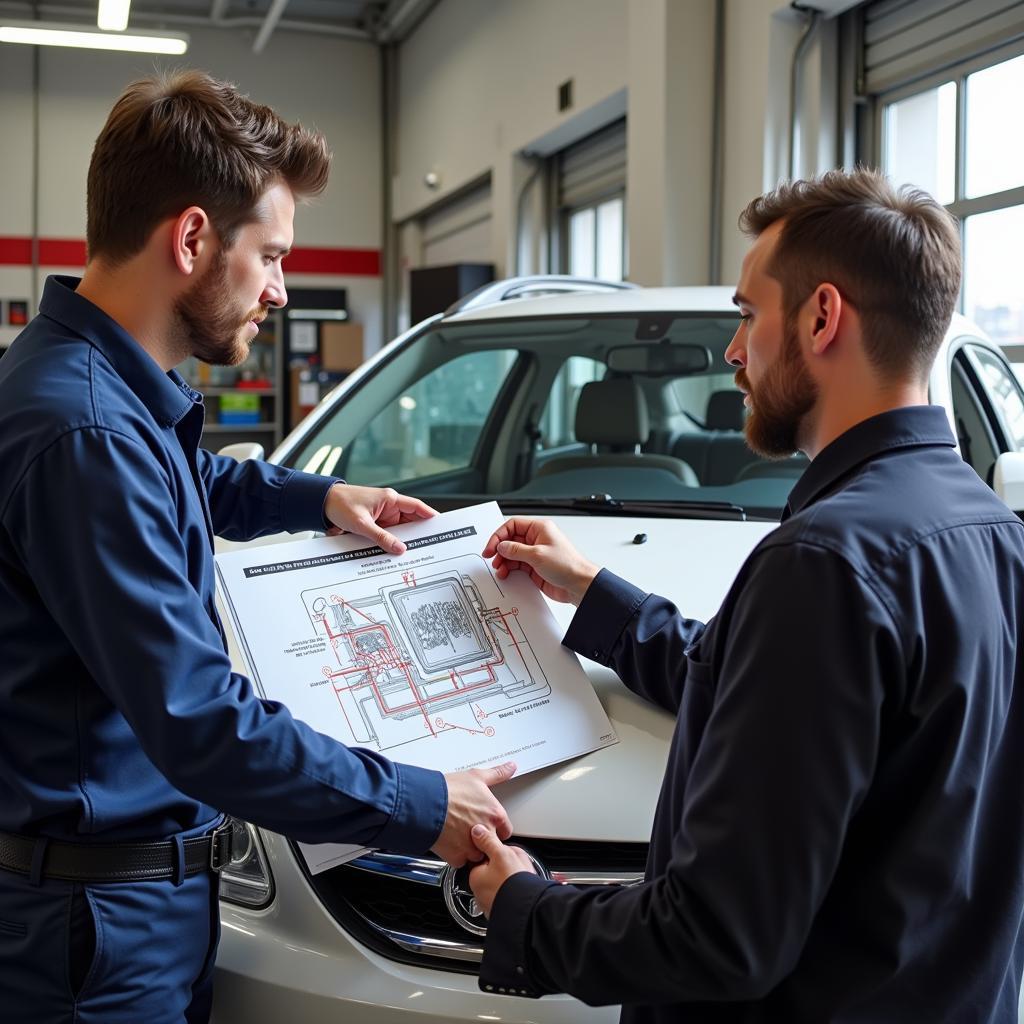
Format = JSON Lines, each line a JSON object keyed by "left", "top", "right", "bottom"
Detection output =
{"left": 209, "top": 277, "right": 1024, "bottom": 1023}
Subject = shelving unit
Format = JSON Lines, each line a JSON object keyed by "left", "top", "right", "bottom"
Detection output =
{"left": 180, "top": 310, "right": 285, "bottom": 454}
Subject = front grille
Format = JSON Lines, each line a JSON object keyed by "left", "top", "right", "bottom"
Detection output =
{"left": 298, "top": 836, "right": 648, "bottom": 974}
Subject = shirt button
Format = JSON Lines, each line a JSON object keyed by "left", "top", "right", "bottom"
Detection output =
{"left": 515, "top": 965, "right": 525, "bottom": 975}
{"left": 484, "top": 984, "right": 494, "bottom": 991}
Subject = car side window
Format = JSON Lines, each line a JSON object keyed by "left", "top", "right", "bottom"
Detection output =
{"left": 963, "top": 344, "right": 1024, "bottom": 450}
{"left": 339, "top": 349, "right": 518, "bottom": 485}
{"left": 950, "top": 350, "right": 1001, "bottom": 482}
{"left": 538, "top": 356, "right": 605, "bottom": 449}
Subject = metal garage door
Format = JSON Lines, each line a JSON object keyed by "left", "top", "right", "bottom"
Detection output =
{"left": 420, "top": 180, "right": 492, "bottom": 267}
{"left": 864, "top": 0, "right": 1024, "bottom": 91}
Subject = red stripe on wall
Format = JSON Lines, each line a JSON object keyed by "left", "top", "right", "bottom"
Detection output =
{"left": 0, "top": 237, "right": 381, "bottom": 277}
{"left": 0, "top": 237, "right": 33, "bottom": 265}
{"left": 39, "top": 239, "right": 88, "bottom": 266}
{"left": 284, "top": 246, "right": 381, "bottom": 276}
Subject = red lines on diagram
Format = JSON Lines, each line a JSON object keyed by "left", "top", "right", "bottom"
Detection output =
{"left": 305, "top": 562, "right": 550, "bottom": 752}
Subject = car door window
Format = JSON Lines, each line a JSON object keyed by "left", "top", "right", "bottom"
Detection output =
{"left": 963, "top": 344, "right": 1024, "bottom": 450}
{"left": 313, "top": 350, "right": 518, "bottom": 486}
{"left": 950, "top": 350, "right": 1001, "bottom": 482}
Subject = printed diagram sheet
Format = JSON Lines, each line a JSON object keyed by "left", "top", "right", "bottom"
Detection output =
{"left": 307, "top": 565, "right": 550, "bottom": 753}
{"left": 215, "top": 503, "right": 617, "bottom": 873}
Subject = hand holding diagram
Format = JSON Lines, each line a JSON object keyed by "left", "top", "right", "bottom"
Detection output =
{"left": 483, "top": 517, "right": 601, "bottom": 606}
{"left": 324, "top": 484, "right": 437, "bottom": 555}
{"left": 433, "top": 763, "right": 516, "bottom": 867}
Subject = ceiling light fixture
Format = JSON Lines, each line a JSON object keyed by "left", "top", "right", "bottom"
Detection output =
{"left": 97, "top": 0, "right": 132, "bottom": 32}
{"left": 0, "top": 19, "right": 188, "bottom": 54}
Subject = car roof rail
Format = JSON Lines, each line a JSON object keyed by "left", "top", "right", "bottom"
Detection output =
{"left": 446, "top": 275, "right": 638, "bottom": 316}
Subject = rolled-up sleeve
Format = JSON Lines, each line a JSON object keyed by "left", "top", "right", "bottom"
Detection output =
{"left": 5, "top": 428, "right": 446, "bottom": 851}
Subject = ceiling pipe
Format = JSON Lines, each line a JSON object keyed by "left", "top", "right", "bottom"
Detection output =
{"left": 209, "top": 0, "right": 228, "bottom": 22}
{"left": 252, "top": 0, "right": 288, "bottom": 53}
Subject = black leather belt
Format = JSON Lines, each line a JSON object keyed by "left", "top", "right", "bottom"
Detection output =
{"left": 0, "top": 820, "right": 234, "bottom": 883}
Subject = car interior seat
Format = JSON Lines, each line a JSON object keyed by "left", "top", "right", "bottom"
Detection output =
{"left": 705, "top": 389, "right": 747, "bottom": 431}
{"left": 535, "top": 377, "right": 699, "bottom": 484}
{"left": 670, "top": 388, "right": 758, "bottom": 485}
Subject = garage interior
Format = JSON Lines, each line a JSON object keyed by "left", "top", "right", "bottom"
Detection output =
{"left": 2, "top": 2, "right": 1024, "bottom": 1023}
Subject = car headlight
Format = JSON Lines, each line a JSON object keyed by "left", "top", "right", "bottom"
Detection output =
{"left": 218, "top": 818, "right": 274, "bottom": 908}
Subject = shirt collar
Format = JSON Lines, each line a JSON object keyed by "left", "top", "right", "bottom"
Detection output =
{"left": 38, "top": 275, "right": 200, "bottom": 427}
{"left": 783, "top": 405, "right": 957, "bottom": 520}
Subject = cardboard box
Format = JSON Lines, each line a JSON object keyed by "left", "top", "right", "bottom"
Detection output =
{"left": 320, "top": 322, "right": 363, "bottom": 371}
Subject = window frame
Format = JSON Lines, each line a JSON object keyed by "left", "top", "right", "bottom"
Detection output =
{"left": 558, "top": 193, "right": 628, "bottom": 281}
{"left": 874, "top": 39, "right": 1024, "bottom": 312}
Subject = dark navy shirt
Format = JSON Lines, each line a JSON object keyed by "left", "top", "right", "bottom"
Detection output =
{"left": 482, "top": 406, "right": 1024, "bottom": 1022}
{"left": 0, "top": 276, "right": 446, "bottom": 851}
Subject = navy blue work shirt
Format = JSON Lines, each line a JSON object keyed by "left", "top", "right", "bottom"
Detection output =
{"left": 482, "top": 406, "right": 1024, "bottom": 1022}
{"left": 0, "top": 276, "right": 446, "bottom": 850}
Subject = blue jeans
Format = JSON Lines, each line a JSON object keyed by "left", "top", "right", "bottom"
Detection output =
{"left": 0, "top": 820, "right": 221, "bottom": 1024}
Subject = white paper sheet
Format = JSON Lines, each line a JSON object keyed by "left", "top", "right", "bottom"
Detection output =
{"left": 215, "top": 502, "right": 618, "bottom": 874}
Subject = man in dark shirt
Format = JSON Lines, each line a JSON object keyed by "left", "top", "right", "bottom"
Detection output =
{"left": 467, "top": 169, "right": 1024, "bottom": 1021}
{"left": 0, "top": 71, "right": 512, "bottom": 1023}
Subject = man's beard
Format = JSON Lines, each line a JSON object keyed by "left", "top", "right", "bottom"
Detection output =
{"left": 735, "top": 317, "right": 818, "bottom": 458}
{"left": 173, "top": 249, "right": 266, "bottom": 367}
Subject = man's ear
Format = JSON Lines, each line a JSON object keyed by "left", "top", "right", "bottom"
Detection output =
{"left": 807, "top": 283, "right": 843, "bottom": 356}
{"left": 171, "top": 207, "right": 213, "bottom": 276}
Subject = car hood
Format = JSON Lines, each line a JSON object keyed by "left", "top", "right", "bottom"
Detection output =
{"left": 216, "top": 513, "right": 776, "bottom": 845}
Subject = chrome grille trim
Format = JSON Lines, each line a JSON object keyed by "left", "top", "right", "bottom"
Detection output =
{"left": 344, "top": 851, "right": 644, "bottom": 963}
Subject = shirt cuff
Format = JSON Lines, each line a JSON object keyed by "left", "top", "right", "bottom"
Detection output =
{"left": 371, "top": 763, "right": 448, "bottom": 854}
{"left": 563, "top": 568, "right": 649, "bottom": 666}
{"left": 278, "top": 470, "right": 338, "bottom": 533}
{"left": 479, "top": 872, "right": 560, "bottom": 998}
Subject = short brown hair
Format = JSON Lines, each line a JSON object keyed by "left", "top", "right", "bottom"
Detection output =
{"left": 87, "top": 69, "right": 331, "bottom": 264}
{"left": 739, "top": 167, "right": 961, "bottom": 381}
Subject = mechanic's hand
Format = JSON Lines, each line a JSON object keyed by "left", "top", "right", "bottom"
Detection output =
{"left": 468, "top": 824, "right": 538, "bottom": 918}
{"left": 433, "top": 763, "right": 516, "bottom": 867}
{"left": 324, "top": 484, "right": 436, "bottom": 555}
{"left": 482, "top": 517, "right": 600, "bottom": 605}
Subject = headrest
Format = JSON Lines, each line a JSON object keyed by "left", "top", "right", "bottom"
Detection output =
{"left": 575, "top": 378, "right": 649, "bottom": 447}
{"left": 705, "top": 389, "right": 747, "bottom": 431}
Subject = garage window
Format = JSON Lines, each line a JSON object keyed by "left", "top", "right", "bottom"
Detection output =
{"left": 554, "top": 120, "right": 627, "bottom": 281}
{"left": 876, "top": 41, "right": 1024, "bottom": 368}
{"left": 860, "top": 1, "right": 1024, "bottom": 372}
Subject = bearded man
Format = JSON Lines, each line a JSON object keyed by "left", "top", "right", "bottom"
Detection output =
{"left": 0, "top": 71, "right": 514, "bottom": 1024}
{"left": 466, "top": 168, "right": 1024, "bottom": 1023}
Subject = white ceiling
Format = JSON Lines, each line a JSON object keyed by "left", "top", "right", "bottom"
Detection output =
{"left": 0, "top": 0, "right": 439, "bottom": 43}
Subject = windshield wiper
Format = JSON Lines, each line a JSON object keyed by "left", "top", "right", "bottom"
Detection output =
{"left": 500, "top": 494, "right": 747, "bottom": 521}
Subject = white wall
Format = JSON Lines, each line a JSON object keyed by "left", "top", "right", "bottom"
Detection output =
{"left": 0, "top": 24, "right": 385, "bottom": 351}
{"left": 393, "top": 0, "right": 845, "bottom": 290}
{"left": 393, "top": 0, "right": 630, "bottom": 278}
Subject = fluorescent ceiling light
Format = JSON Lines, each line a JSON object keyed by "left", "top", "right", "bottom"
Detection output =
{"left": 97, "top": 0, "right": 131, "bottom": 32}
{"left": 0, "top": 19, "right": 187, "bottom": 54}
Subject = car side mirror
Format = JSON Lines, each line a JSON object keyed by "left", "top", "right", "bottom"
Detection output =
{"left": 218, "top": 442, "right": 265, "bottom": 463}
{"left": 992, "top": 451, "right": 1024, "bottom": 514}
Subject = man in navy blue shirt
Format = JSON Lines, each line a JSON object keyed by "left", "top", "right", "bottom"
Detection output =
{"left": 0, "top": 71, "right": 513, "bottom": 1023}
{"left": 468, "top": 169, "right": 1024, "bottom": 1021}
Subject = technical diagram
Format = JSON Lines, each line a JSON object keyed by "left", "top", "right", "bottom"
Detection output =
{"left": 216, "top": 499, "right": 617, "bottom": 878}
{"left": 304, "top": 557, "right": 550, "bottom": 752}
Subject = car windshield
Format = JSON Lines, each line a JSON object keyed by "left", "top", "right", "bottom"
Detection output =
{"left": 282, "top": 312, "right": 805, "bottom": 520}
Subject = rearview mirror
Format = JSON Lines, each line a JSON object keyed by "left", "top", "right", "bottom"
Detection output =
{"left": 606, "top": 342, "right": 711, "bottom": 376}
{"left": 992, "top": 451, "right": 1024, "bottom": 514}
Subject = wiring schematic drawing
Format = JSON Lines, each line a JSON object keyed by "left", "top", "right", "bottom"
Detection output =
{"left": 302, "top": 556, "right": 551, "bottom": 752}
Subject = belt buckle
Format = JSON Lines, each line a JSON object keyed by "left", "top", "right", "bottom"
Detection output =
{"left": 209, "top": 819, "right": 234, "bottom": 873}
